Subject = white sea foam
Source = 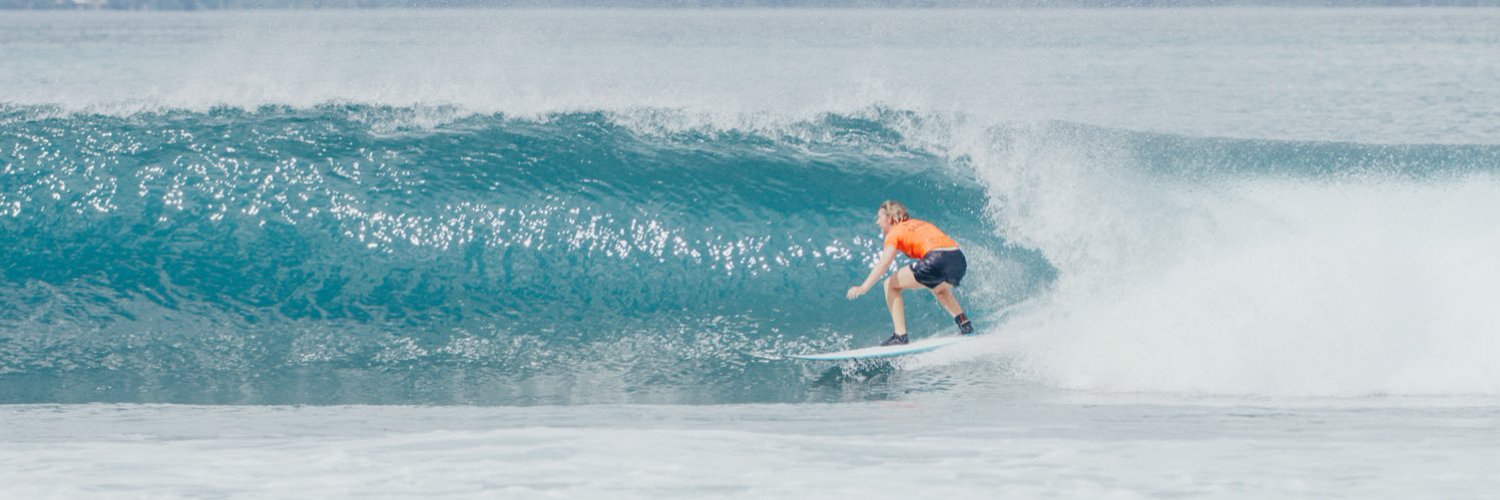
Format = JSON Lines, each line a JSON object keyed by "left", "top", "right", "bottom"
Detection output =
{"left": 956, "top": 123, "right": 1500, "bottom": 396}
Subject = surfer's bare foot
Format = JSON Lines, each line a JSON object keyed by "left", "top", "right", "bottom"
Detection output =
{"left": 881, "top": 333, "right": 909, "bottom": 346}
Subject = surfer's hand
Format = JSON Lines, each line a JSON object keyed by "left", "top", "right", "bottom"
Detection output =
{"left": 846, "top": 286, "right": 865, "bottom": 300}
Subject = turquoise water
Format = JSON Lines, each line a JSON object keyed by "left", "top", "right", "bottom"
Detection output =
{"left": 3, "top": 7, "right": 1500, "bottom": 498}
{"left": 5, "top": 108, "right": 1500, "bottom": 404}
{"left": 0, "top": 107, "right": 1044, "bottom": 404}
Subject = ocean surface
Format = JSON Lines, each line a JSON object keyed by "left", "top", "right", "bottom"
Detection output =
{"left": 2, "top": 7, "right": 1499, "bottom": 498}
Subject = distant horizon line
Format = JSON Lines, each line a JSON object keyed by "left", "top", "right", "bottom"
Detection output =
{"left": 6, "top": 0, "right": 1500, "bottom": 11}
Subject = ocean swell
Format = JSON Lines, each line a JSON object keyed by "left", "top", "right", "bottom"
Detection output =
{"left": 0, "top": 105, "right": 1025, "bottom": 404}
{"left": 5, "top": 104, "right": 1500, "bottom": 403}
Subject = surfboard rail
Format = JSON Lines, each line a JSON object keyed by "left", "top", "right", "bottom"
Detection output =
{"left": 789, "top": 335, "right": 972, "bottom": 361}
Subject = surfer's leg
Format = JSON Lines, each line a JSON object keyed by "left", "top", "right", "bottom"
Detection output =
{"left": 930, "top": 283, "right": 963, "bottom": 317}
{"left": 931, "top": 283, "right": 975, "bottom": 335}
{"left": 884, "top": 267, "right": 923, "bottom": 336}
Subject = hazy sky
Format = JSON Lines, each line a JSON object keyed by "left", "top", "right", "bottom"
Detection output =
{"left": 7, "top": 0, "right": 1500, "bottom": 9}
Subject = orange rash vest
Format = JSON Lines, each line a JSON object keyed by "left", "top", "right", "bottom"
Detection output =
{"left": 883, "top": 219, "right": 959, "bottom": 259}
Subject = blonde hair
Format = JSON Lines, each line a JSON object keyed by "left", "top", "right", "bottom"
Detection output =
{"left": 879, "top": 200, "right": 911, "bottom": 223}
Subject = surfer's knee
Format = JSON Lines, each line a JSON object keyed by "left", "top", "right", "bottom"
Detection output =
{"left": 884, "top": 274, "right": 902, "bottom": 294}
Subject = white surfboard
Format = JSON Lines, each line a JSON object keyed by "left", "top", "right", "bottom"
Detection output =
{"left": 789, "top": 335, "right": 972, "bottom": 361}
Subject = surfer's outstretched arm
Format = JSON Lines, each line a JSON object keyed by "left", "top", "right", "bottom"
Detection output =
{"left": 846, "top": 246, "right": 899, "bottom": 300}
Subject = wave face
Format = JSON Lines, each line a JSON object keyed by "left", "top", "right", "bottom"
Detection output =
{"left": 0, "top": 106, "right": 1042, "bottom": 404}
{"left": 6, "top": 105, "right": 1500, "bottom": 404}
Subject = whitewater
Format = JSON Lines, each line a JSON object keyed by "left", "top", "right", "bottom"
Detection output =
{"left": 2, "top": 7, "right": 1499, "bottom": 498}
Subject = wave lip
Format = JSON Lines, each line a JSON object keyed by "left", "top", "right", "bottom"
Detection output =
{"left": 5, "top": 8, "right": 1500, "bottom": 143}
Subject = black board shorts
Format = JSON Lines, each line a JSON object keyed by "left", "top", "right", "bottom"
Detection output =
{"left": 910, "top": 249, "right": 967, "bottom": 289}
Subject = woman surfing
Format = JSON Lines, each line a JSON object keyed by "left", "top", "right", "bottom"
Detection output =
{"left": 846, "top": 200, "right": 975, "bottom": 346}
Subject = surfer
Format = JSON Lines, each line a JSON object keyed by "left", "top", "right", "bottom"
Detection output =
{"left": 846, "top": 200, "right": 975, "bottom": 346}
